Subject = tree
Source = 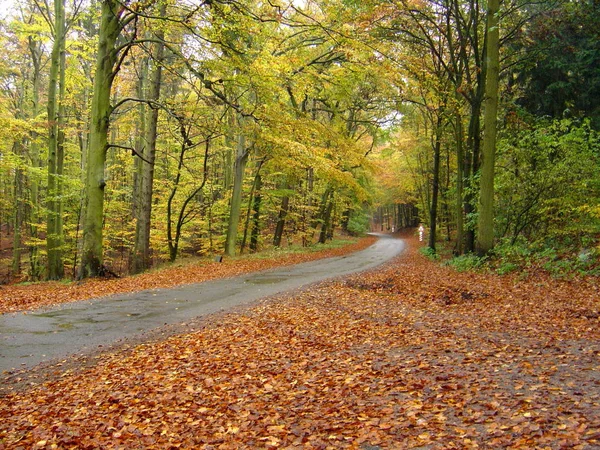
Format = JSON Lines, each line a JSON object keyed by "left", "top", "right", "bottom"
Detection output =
{"left": 476, "top": 0, "right": 500, "bottom": 255}
{"left": 46, "top": 0, "right": 67, "bottom": 279}
{"left": 516, "top": 0, "right": 600, "bottom": 128}
{"left": 80, "top": 0, "right": 137, "bottom": 278}
{"left": 131, "top": 1, "right": 166, "bottom": 274}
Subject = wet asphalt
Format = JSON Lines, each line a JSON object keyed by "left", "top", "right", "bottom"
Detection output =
{"left": 0, "top": 234, "right": 405, "bottom": 375}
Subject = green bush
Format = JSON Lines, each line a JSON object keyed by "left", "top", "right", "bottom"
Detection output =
{"left": 496, "top": 261, "right": 519, "bottom": 275}
{"left": 419, "top": 246, "right": 439, "bottom": 260}
{"left": 346, "top": 211, "right": 370, "bottom": 236}
{"left": 444, "top": 253, "right": 486, "bottom": 272}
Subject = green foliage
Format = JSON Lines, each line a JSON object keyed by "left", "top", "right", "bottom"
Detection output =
{"left": 346, "top": 210, "right": 370, "bottom": 236}
{"left": 490, "top": 237, "right": 600, "bottom": 278}
{"left": 419, "top": 246, "right": 439, "bottom": 260}
{"left": 444, "top": 253, "right": 486, "bottom": 272}
{"left": 496, "top": 117, "right": 600, "bottom": 250}
{"left": 516, "top": 1, "right": 600, "bottom": 128}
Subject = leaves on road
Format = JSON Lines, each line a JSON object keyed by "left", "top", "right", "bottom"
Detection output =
{"left": 1, "top": 235, "right": 599, "bottom": 448}
{"left": 0, "top": 237, "right": 375, "bottom": 315}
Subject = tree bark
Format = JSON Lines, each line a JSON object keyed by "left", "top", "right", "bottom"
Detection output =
{"left": 428, "top": 115, "right": 443, "bottom": 251}
{"left": 273, "top": 194, "right": 290, "bottom": 248}
{"left": 131, "top": 57, "right": 148, "bottom": 220}
{"left": 224, "top": 124, "right": 249, "bottom": 256}
{"left": 319, "top": 194, "right": 334, "bottom": 244}
{"left": 11, "top": 145, "right": 24, "bottom": 277}
{"left": 241, "top": 160, "right": 264, "bottom": 254}
{"left": 249, "top": 173, "right": 262, "bottom": 253}
{"left": 454, "top": 113, "right": 465, "bottom": 254}
{"left": 132, "top": 8, "right": 165, "bottom": 274}
{"left": 27, "top": 34, "right": 43, "bottom": 280}
{"left": 476, "top": 0, "right": 500, "bottom": 256}
{"left": 47, "top": 0, "right": 66, "bottom": 280}
{"left": 80, "top": 0, "right": 124, "bottom": 278}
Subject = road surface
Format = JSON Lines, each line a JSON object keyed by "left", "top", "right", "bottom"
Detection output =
{"left": 0, "top": 234, "right": 405, "bottom": 375}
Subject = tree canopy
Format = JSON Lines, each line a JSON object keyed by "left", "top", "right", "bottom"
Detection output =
{"left": 0, "top": 0, "right": 597, "bottom": 281}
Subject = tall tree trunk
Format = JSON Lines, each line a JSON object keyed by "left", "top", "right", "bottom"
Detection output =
{"left": 11, "top": 145, "right": 24, "bottom": 278}
{"left": 477, "top": 0, "right": 500, "bottom": 256}
{"left": 28, "top": 35, "right": 43, "bottom": 280}
{"left": 301, "top": 167, "right": 314, "bottom": 247}
{"left": 47, "top": 0, "right": 66, "bottom": 280}
{"left": 80, "top": 0, "right": 124, "bottom": 278}
{"left": 132, "top": 10, "right": 165, "bottom": 274}
{"left": 273, "top": 194, "right": 290, "bottom": 247}
{"left": 464, "top": 99, "right": 482, "bottom": 253}
{"left": 240, "top": 160, "right": 264, "bottom": 254}
{"left": 249, "top": 173, "right": 262, "bottom": 253}
{"left": 454, "top": 113, "right": 465, "bottom": 254}
{"left": 131, "top": 57, "right": 148, "bottom": 220}
{"left": 224, "top": 125, "right": 248, "bottom": 256}
{"left": 428, "top": 116, "right": 443, "bottom": 251}
{"left": 319, "top": 194, "right": 334, "bottom": 244}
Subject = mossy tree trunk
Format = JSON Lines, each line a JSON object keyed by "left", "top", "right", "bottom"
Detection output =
{"left": 80, "top": 0, "right": 129, "bottom": 278}
{"left": 476, "top": 0, "right": 500, "bottom": 256}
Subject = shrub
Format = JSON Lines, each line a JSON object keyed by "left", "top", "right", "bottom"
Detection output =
{"left": 346, "top": 211, "right": 370, "bottom": 236}
{"left": 444, "top": 253, "right": 486, "bottom": 272}
{"left": 419, "top": 246, "right": 439, "bottom": 260}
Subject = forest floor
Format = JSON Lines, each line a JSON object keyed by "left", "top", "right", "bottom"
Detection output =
{"left": 1, "top": 233, "right": 600, "bottom": 449}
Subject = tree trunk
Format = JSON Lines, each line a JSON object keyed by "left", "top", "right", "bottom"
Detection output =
{"left": 131, "top": 56, "right": 148, "bottom": 220}
{"left": 47, "top": 0, "right": 66, "bottom": 280}
{"left": 464, "top": 101, "right": 482, "bottom": 254}
{"left": 428, "top": 116, "right": 443, "bottom": 251}
{"left": 80, "top": 0, "right": 123, "bottom": 278}
{"left": 250, "top": 172, "right": 263, "bottom": 252}
{"left": 477, "top": 0, "right": 500, "bottom": 256}
{"left": 11, "top": 147, "right": 23, "bottom": 278}
{"left": 132, "top": 10, "right": 165, "bottom": 274}
{"left": 319, "top": 194, "right": 334, "bottom": 244}
{"left": 224, "top": 126, "right": 248, "bottom": 256}
{"left": 273, "top": 193, "right": 290, "bottom": 248}
{"left": 454, "top": 113, "right": 465, "bottom": 254}
{"left": 241, "top": 160, "right": 264, "bottom": 254}
{"left": 27, "top": 35, "right": 43, "bottom": 280}
{"left": 301, "top": 167, "right": 314, "bottom": 247}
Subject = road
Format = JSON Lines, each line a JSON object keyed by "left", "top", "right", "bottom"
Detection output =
{"left": 0, "top": 234, "right": 405, "bottom": 375}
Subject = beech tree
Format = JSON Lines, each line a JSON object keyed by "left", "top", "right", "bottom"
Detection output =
{"left": 80, "top": 0, "right": 138, "bottom": 278}
{"left": 131, "top": 1, "right": 166, "bottom": 274}
{"left": 476, "top": 0, "right": 500, "bottom": 255}
{"left": 46, "top": 0, "right": 67, "bottom": 279}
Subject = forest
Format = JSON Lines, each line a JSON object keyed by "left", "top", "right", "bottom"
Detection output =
{"left": 0, "top": 0, "right": 598, "bottom": 282}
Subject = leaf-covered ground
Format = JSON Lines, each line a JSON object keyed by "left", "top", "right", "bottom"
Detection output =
{"left": 0, "top": 237, "right": 376, "bottom": 315}
{"left": 1, "top": 234, "right": 599, "bottom": 449}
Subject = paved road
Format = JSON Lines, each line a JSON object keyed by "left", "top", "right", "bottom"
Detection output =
{"left": 0, "top": 235, "right": 405, "bottom": 374}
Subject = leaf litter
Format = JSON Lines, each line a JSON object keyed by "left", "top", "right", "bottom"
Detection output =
{"left": 0, "top": 234, "right": 599, "bottom": 449}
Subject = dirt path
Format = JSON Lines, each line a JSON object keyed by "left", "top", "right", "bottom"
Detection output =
{"left": 0, "top": 235, "right": 598, "bottom": 449}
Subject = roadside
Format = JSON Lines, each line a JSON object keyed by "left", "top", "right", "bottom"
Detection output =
{"left": 0, "top": 236, "right": 376, "bottom": 315}
{"left": 1, "top": 234, "right": 599, "bottom": 448}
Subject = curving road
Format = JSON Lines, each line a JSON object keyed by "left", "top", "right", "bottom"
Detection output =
{"left": 0, "top": 234, "right": 405, "bottom": 375}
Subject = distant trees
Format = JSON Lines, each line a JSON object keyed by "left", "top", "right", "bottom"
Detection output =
{"left": 367, "top": 0, "right": 599, "bottom": 258}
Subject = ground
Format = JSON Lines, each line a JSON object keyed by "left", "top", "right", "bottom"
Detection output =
{"left": 0, "top": 234, "right": 599, "bottom": 449}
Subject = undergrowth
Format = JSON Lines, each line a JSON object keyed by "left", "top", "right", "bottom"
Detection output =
{"left": 426, "top": 237, "right": 600, "bottom": 279}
